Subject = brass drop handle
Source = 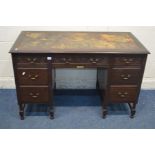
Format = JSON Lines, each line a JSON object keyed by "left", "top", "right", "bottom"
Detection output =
{"left": 121, "top": 74, "right": 131, "bottom": 80}
{"left": 28, "top": 74, "right": 39, "bottom": 80}
{"left": 90, "top": 58, "right": 99, "bottom": 64}
{"left": 27, "top": 58, "right": 37, "bottom": 63}
{"left": 29, "top": 92, "right": 40, "bottom": 98}
{"left": 120, "top": 94, "right": 125, "bottom": 98}
{"left": 123, "top": 58, "right": 134, "bottom": 64}
{"left": 63, "top": 58, "right": 71, "bottom": 64}
{"left": 118, "top": 92, "right": 128, "bottom": 98}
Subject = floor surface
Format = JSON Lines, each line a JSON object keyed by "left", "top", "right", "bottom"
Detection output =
{"left": 0, "top": 89, "right": 154, "bottom": 129}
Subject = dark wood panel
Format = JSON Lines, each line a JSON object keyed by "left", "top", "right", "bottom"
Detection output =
{"left": 110, "top": 68, "right": 141, "bottom": 85}
{"left": 109, "top": 86, "right": 138, "bottom": 103}
{"left": 19, "top": 86, "right": 49, "bottom": 103}
{"left": 17, "top": 68, "right": 49, "bottom": 85}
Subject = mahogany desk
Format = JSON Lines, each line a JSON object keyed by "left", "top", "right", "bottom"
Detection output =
{"left": 9, "top": 31, "right": 150, "bottom": 120}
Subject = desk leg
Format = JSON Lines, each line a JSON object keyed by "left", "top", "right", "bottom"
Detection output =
{"left": 48, "top": 89, "right": 54, "bottom": 119}
{"left": 102, "top": 108, "right": 107, "bottom": 119}
{"left": 48, "top": 88, "right": 54, "bottom": 119}
{"left": 128, "top": 102, "right": 136, "bottom": 118}
{"left": 102, "top": 101, "right": 108, "bottom": 119}
{"left": 97, "top": 68, "right": 108, "bottom": 118}
{"left": 49, "top": 104, "right": 54, "bottom": 119}
{"left": 102, "top": 92, "right": 108, "bottom": 119}
{"left": 19, "top": 103, "right": 25, "bottom": 120}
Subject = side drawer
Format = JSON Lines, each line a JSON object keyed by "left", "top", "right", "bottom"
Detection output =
{"left": 16, "top": 68, "right": 49, "bottom": 85}
{"left": 110, "top": 68, "right": 141, "bottom": 85}
{"left": 109, "top": 86, "right": 138, "bottom": 103}
{"left": 19, "top": 86, "right": 50, "bottom": 103}
{"left": 15, "top": 56, "right": 48, "bottom": 68}
{"left": 113, "top": 56, "right": 143, "bottom": 67}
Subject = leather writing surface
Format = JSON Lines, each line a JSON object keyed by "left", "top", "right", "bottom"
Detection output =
{"left": 11, "top": 31, "right": 149, "bottom": 54}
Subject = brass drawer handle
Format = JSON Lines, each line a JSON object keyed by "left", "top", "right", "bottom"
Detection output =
{"left": 118, "top": 92, "right": 128, "bottom": 98}
{"left": 123, "top": 58, "right": 134, "bottom": 64}
{"left": 124, "top": 92, "right": 128, "bottom": 95}
{"left": 63, "top": 58, "right": 71, "bottom": 64}
{"left": 120, "top": 74, "right": 131, "bottom": 80}
{"left": 29, "top": 93, "right": 40, "bottom": 98}
{"left": 120, "top": 94, "right": 126, "bottom": 98}
{"left": 27, "top": 58, "right": 37, "bottom": 63}
{"left": 21, "top": 72, "right": 39, "bottom": 80}
{"left": 90, "top": 58, "right": 99, "bottom": 64}
{"left": 28, "top": 75, "right": 39, "bottom": 80}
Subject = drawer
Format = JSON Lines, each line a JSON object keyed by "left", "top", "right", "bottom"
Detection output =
{"left": 111, "top": 68, "right": 141, "bottom": 84}
{"left": 113, "top": 56, "right": 142, "bottom": 67}
{"left": 17, "top": 68, "right": 49, "bottom": 85}
{"left": 15, "top": 56, "right": 48, "bottom": 68}
{"left": 19, "top": 86, "right": 49, "bottom": 103}
{"left": 52, "top": 55, "right": 108, "bottom": 67}
{"left": 109, "top": 86, "right": 138, "bottom": 103}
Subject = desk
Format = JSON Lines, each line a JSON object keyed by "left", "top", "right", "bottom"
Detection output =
{"left": 10, "top": 31, "right": 150, "bottom": 120}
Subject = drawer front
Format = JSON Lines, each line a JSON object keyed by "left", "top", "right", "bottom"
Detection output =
{"left": 111, "top": 68, "right": 141, "bottom": 84}
{"left": 15, "top": 56, "right": 48, "bottom": 68}
{"left": 113, "top": 56, "right": 142, "bottom": 67}
{"left": 52, "top": 55, "right": 108, "bottom": 67}
{"left": 109, "top": 86, "right": 138, "bottom": 102}
{"left": 19, "top": 86, "right": 49, "bottom": 103}
{"left": 17, "top": 68, "right": 49, "bottom": 85}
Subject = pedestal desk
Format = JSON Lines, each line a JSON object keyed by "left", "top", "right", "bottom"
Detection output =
{"left": 9, "top": 31, "right": 150, "bottom": 120}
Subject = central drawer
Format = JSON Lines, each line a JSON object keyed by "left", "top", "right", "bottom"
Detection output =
{"left": 19, "top": 86, "right": 50, "bottom": 103}
{"left": 110, "top": 68, "right": 141, "bottom": 84}
{"left": 17, "top": 68, "right": 49, "bottom": 85}
{"left": 52, "top": 55, "right": 108, "bottom": 68}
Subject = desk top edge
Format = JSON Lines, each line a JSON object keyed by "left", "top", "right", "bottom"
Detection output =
{"left": 10, "top": 31, "right": 150, "bottom": 54}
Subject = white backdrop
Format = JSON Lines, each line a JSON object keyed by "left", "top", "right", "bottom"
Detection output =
{"left": 0, "top": 26, "right": 154, "bottom": 89}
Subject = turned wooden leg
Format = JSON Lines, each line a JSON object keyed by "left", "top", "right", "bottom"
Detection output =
{"left": 102, "top": 90, "right": 109, "bottom": 119}
{"left": 19, "top": 104, "right": 25, "bottom": 120}
{"left": 130, "top": 109, "right": 136, "bottom": 119}
{"left": 102, "top": 99, "right": 108, "bottom": 119}
{"left": 102, "top": 108, "right": 107, "bottom": 119}
{"left": 128, "top": 102, "right": 136, "bottom": 119}
{"left": 102, "top": 93, "right": 108, "bottom": 119}
{"left": 48, "top": 105, "right": 54, "bottom": 119}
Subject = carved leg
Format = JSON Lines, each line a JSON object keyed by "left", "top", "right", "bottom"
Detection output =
{"left": 102, "top": 98, "right": 108, "bottom": 119}
{"left": 130, "top": 109, "right": 136, "bottom": 119}
{"left": 102, "top": 89, "right": 109, "bottom": 119}
{"left": 102, "top": 92, "right": 108, "bottom": 119}
{"left": 102, "top": 107, "right": 107, "bottom": 119}
{"left": 128, "top": 102, "right": 136, "bottom": 119}
{"left": 19, "top": 104, "right": 25, "bottom": 120}
{"left": 49, "top": 105, "right": 54, "bottom": 119}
